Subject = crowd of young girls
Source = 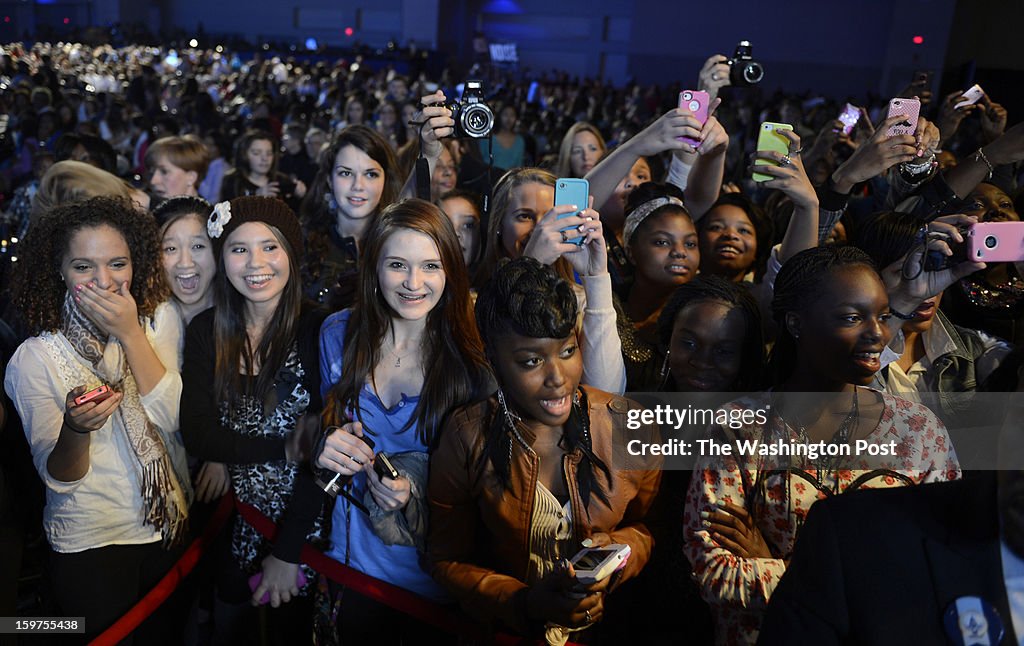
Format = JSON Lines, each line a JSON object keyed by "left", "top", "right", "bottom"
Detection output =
{"left": 3, "top": 38, "right": 1024, "bottom": 646}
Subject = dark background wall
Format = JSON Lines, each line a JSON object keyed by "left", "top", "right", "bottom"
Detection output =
{"left": 0, "top": 0, "right": 1018, "bottom": 107}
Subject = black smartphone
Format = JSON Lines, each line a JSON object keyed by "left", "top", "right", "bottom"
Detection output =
{"left": 374, "top": 452, "right": 399, "bottom": 480}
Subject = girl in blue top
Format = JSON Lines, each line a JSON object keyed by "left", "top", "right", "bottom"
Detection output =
{"left": 314, "top": 198, "right": 492, "bottom": 641}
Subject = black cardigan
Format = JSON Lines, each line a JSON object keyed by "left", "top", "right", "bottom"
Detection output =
{"left": 180, "top": 303, "right": 327, "bottom": 562}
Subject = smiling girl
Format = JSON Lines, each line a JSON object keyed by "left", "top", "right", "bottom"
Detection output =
{"left": 311, "top": 198, "right": 491, "bottom": 641}
{"left": 5, "top": 196, "right": 191, "bottom": 641}
{"left": 683, "top": 245, "right": 961, "bottom": 645}
{"left": 697, "top": 194, "right": 773, "bottom": 284}
{"left": 428, "top": 257, "right": 661, "bottom": 643}
{"left": 180, "top": 196, "right": 327, "bottom": 641}
{"left": 220, "top": 130, "right": 307, "bottom": 212}
{"left": 301, "top": 125, "right": 401, "bottom": 310}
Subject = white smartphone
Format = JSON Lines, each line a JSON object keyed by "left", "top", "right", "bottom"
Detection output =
{"left": 954, "top": 84, "right": 984, "bottom": 110}
{"left": 570, "top": 544, "right": 631, "bottom": 585}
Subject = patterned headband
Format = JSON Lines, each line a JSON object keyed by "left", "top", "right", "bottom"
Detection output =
{"left": 622, "top": 196, "right": 685, "bottom": 247}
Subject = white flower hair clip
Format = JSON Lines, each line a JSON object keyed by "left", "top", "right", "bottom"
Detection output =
{"left": 208, "top": 201, "right": 232, "bottom": 239}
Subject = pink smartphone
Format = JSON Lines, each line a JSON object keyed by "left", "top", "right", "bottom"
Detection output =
{"left": 677, "top": 90, "right": 709, "bottom": 147}
{"left": 886, "top": 97, "right": 920, "bottom": 137}
{"left": 248, "top": 569, "right": 308, "bottom": 605}
{"left": 74, "top": 384, "right": 113, "bottom": 406}
{"left": 967, "top": 222, "right": 1024, "bottom": 263}
{"left": 838, "top": 103, "right": 861, "bottom": 135}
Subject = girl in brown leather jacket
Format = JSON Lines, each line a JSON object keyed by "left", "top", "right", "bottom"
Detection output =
{"left": 428, "top": 257, "right": 661, "bottom": 644}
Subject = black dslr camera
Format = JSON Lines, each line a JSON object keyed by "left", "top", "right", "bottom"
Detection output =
{"left": 436, "top": 80, "right": 494, "bottom": 139}
{"left": 728, "top": 41, "right": 764, "bottom": 86}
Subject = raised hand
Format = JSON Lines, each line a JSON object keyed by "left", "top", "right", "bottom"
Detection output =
{"left": 830, "top": 114, "right": 919, "bottom": 193}
{"left": 979, "top": 95, "right": 1008, "bottom": 145}
{"left": 522, "top": 203, "right": 590, "bottom": 266}
{"left": 749, "top": 129, "right": 817, "bottom": 210}
{"left": 936, "top": 90, "right": 979, "bottom": 144}
{"left": 563, "top": 197, "right": 608, "bottom": 278}
{"left": 697, "top": 54, "right": 731, "bottom": 103}
{"left": 412, "top": 90, "right": 455, "bottom": 158}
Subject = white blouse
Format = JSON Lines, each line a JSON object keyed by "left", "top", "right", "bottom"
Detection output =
{"left": 4, "top": 302, "right": 187, "bottom": 553}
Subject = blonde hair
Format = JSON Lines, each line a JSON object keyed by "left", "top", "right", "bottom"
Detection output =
{"left": 474, "top": 167, "right": 574, "bottom": 287}
{"left": 31, "top": 160, "right": 137, "bottom": 222}
{"left": 555, "top": 122, "right": 606, "bottom": 178}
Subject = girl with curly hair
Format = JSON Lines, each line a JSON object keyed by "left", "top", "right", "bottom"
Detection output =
{"left": 4, "top": 196, "right": 191, "bottom": 642}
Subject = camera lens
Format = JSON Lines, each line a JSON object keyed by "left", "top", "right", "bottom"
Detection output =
{"left": 743, "top": 62, "right": 764, "bottom": 84}
{"left": 985, "top": 235, "right": 998, "bottom": 249}
{"left": 461, "top": 103, "right": 494, "bottom": 138}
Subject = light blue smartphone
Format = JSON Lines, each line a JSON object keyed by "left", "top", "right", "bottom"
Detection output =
{"left": 555, "top": 178, "right": 589, "bottom": 246}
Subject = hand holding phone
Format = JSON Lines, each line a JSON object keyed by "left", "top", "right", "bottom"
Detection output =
{"left": 954, "top": 84, "right": 984, "bottom": 110}
{"left": 885, "top": 97, "right": 921, "bottom": 138}
{"left": 248, "top": 567, "right": 308, "bottom": 606}
{"left": 74, "top": 384, "right": 113, "bottom": 406}
{"left": 555, "top": 178, "right": 589, "bottom": 246}
{"left": 752, "top": 122, "right": 794, "bottom": 182}
{"left": 677, "top": 90, "right": 710, "bottom": 146}
{"left": 373, "top": 452, "right": 399, "bottom": 481}
{"left": 838, "top": 103, "right": 861, "bottom": 136}
{"left": 315, "top": 422, "right": 375, "bottom": 478}
{"left": 63, "top": 385, "right": 122, "bottom": 435}
{"left": 570, "top": 544, "right": 631, "bottom": 585}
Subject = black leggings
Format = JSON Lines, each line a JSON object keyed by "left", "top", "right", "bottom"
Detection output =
{"left": 48, "top": 540, "right": 185, "bottom": 644}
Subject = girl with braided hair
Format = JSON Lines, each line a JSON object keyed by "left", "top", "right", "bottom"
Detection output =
{"left": 682, "top": 245, "right": 961, "bottom": 645}
{"left": 428, "top": 257, "right": 661, "bottom": 644}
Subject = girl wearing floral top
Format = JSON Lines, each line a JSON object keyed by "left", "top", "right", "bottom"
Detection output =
{"left": 683, "top": 246, "right": 962, "bottom": 645}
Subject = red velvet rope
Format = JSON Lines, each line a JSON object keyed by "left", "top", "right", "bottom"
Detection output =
{"left": 233, "top": 497, "right": 583, "bottom": 646}
{"left": 88, "top": 493, "right": 234, "bottom": 646}
{"left": 89, "top": 492, "right": 581, "bottom": 645}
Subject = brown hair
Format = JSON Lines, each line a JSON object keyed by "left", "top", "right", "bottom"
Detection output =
{"left": 300, "top": 125, "right": 402, "bottom": 285}
{"left": 145, "top": 135, "right": 211, "bottom": 188}
{"left": 326, "top": 198, "right": 490, "bottom": 447}
{"left": 211, "top": 199, "right": 303, "bottom": 403}
{"left": 13, "top": 196, "right": 169, "bottom": 335}
{"left": 233, "top": 130, "right": 278, "bottom": 177}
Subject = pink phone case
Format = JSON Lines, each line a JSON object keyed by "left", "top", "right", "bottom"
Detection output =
{"left": 968, "top": 222, "right": 1024, "bottom": 263}
{"left": 248, "top": 569, "right": 308, "bottom": 605}
{"left": 838, "top": 103, "right": 860, "bottom": 135}
{"left": 886, "top": 97, "right": 920, "bottom": 137}
{"left": 677, "top": 90, "right": 710, "bottom": 147}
